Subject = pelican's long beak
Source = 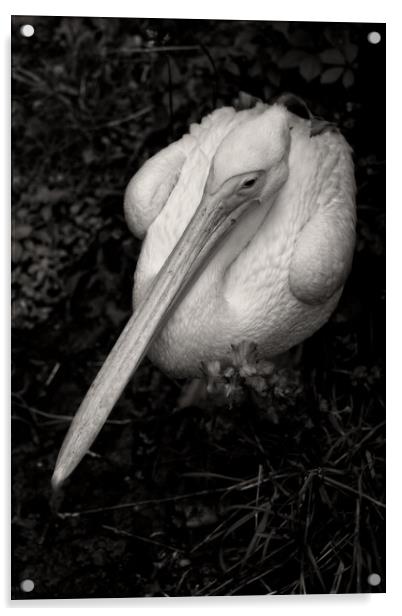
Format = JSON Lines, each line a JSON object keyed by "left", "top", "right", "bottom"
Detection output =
{"left": 52, "top": 179, "right": 252, "bottom": 488}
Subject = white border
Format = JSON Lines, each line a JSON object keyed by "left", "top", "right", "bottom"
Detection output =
{"left": 4, "top": 0, "right": 390, "bottom": 21}
{"left": 3, "top": 1, "right": 400, "bottom": 613}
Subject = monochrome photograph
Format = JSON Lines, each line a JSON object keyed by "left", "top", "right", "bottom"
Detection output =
{"left": 11, "top": 15, "right": 385, "bottom": 598}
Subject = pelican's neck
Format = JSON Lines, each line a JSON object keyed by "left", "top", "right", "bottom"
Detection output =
{"left": 202, "top": 194, "right": 278, "bottom": 289}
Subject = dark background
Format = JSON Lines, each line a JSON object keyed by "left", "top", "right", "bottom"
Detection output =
{"left": 11, "top": 16, "right": 385, "bottom": 598}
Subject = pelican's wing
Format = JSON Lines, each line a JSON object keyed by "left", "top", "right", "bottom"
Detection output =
{"left": 124, "top": 136, "right": 197, "bottom": 239}
{"left": 289, "top": 145, "right": 356, "bottom": 305}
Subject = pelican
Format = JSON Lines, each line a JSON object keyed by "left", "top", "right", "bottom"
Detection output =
{"left": 52, "top": 95, "right": 356, "bottom": 488}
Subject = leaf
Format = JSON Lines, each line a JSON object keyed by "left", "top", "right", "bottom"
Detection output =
{"left": 249, "top": 63, "right": 262, "bottom": 78}
{"left": 242, "top": 42, "right": 258, "bottom": 58}
{"left": 263, "top": 84, "right": 274, "bottom": 100}
{"left": 267, "top": 66, "right": 280, "bottom": 87}
{"left": 14, "top": 224, "right": 32, "bottom": 240}
{"left": 344, "top": 42, "right": 358, "bottom": 63}
{"left": 320, "top": 48, "right": 345, "bottom": 65}
{"left": 31, "top": 187, "right": 70, "bottom": 205}
{"left": 342, "top": 69, "right": 355, "bottom": 89}
{"left": 82, "top": 148, "right": 97, "bottom": 165}
{"left": 299, "top": 55, "right": 321, "bottom": 82}
{"left": 41, "top": 205, "right": 53, "bottom": 223}
{"left": 278, "top": 49, "right": 307, "bottom": 69}
{"left": 321, "top": 67, "right": 344, "bottom": 84}
{"left": 288, "top": 28, "right": 313, "bottom": 48}
{"left": 233, "top": 91, "right": 262, "bottom": 110}
{"left": 12, "top": 241, "right": 23, "bottom": 263}
{"left": 168, "top": 57, "right": 182, "bottom": 83}
{"left": 225, "top": 59, "right": 241, "bottom": 76}
{"left": 272, "top": 21, "right": 290, "bottom": 36}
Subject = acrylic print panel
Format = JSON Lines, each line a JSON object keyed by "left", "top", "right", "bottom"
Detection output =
{"left": 11, "top": 15, "right": 385, "bottom": 599}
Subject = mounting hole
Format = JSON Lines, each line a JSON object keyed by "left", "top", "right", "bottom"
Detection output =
{"left": 367, "top": 31, "right": 381, "bottom": 45}
{"left": 20, "top": 24, "right": 35, "bottom": 38}
{"left": 20, "top": 579, "right": 35, "bottom": 592}
{"left": 367, "top": 573, "right": 381, "bottom": 586}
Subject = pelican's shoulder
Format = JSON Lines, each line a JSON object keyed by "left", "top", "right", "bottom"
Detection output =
{"left": 311, "top": 128, "right": 355, "bottom": 202}
{"left": 287, "top": 117, "right": 354, "bottom": 194}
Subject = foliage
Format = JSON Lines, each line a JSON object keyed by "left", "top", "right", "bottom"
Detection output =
{"left": 11, "top": 16, "right": 385, "bottom": 598}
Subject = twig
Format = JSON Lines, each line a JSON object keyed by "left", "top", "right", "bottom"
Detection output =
{"left": 57, "top": 479, "right": 259, "bottom": 518}
{"left": 323, "top": 476, "right": 385, "bottom": 509}
{"left": 104, "top": 105, "right": 154, "bottom": 128}
{"left": 102, "top": 524, "right": 179, "bottom": 552}
{"left": 45, "top": 362, "right": 60, "bottom": 386}
{"left": 166, "top": 55, "right": 174, "bottom": 136}
{"left": 198, "top": 42, "right": 218, "bottom": 108}
{"left": 12, "top": 394, "right": 131, "bottom": 426}
{"left": 117, "top": 45, "right": 201, "bottom": 55}
{"left": 57, "top": 474, "right": 286, "bottom": 519}
{"left": 255, "top": 464, "right": 263, "bottom": 530}
{"left": 330, "top": 560, "right": 345, "bottom": 594}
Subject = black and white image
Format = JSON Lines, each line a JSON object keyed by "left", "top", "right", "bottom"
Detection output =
{"left": 11, "top": 15, "right": 385, "bottom": 598}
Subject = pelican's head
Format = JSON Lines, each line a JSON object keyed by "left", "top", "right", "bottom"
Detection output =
{"left": 206, "top": 105, "right": 291, "bottom": 210}
{"left": 52, "top": 104, "right": 292, "bottom": 488}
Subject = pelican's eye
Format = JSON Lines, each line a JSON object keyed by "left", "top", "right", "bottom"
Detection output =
{"left": 239, "top": 176, "right": 258, "bottom": 190}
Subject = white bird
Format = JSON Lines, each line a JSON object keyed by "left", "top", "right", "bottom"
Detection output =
{"left": 52, "top": 96, "right": 356, "bottom": 488}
